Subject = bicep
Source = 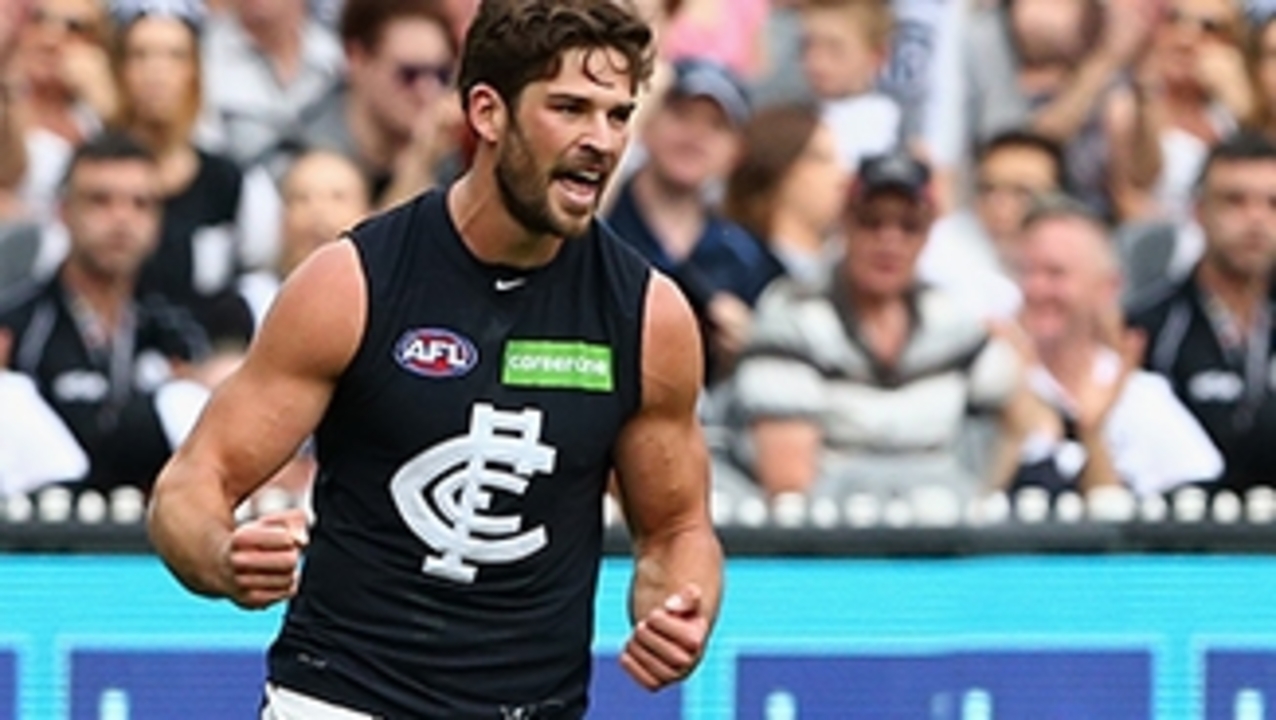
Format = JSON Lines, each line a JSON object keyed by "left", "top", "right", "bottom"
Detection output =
{"left": 612, "top": 274, "right": 711, "bottom": 540}
{"left": 165, "top": 241, "right": 365, "bottom": 504}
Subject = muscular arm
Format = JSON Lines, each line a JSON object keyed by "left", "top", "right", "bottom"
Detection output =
{"left": 146, "top": 241, "right": 365, "bottom": 602}
{"left": 612, "top": 273, "right": 723, "bottom": 688}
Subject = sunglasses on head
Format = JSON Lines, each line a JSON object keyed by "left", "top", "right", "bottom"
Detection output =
{"left": 31, "top": 8, "right": 98, "bottom": 39}
{"left": 395, "top": 63, "right": 454, "bottom": 88}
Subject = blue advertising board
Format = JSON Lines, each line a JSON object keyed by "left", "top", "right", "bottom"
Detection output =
{"left": 735, "top": 650, "right": 1151, "bottom": 719}
{"left": 0, "top": 651, "right": 13, "bottom": 720}
{"left": 5, "top": 554, "right": 1276, "bottom": 718}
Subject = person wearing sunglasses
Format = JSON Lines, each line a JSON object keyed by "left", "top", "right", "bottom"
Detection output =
{"left": 728, "top": 151, "right": 1023, "bottom": 502}
{"left": 1, "top": 0, "right": 117, "bottom": 226}
{"left": 1106, "top": 0, "right": 1254, "bottom": 223}
{"left": 291, "top": 0, "right": 463, "bottom": 211}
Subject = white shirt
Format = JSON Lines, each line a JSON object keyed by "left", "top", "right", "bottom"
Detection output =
{"left": 821, "top": 92, "right": 902, "bottom": 173}
{"left": 918, "top": 210, "right": 1022, "bottom": 321}
{"left": 0, "top": 371, "right": 88, "bottom": 497}
{"left": 1026, "top": 348, "right": 1223, "bottom": 496}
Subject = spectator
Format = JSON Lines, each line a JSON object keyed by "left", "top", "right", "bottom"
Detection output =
{"left": 728, "top": 152, "right": 1021, "bottom": 501}
{"left": 919, "top": 129, "right": 1067, "bottom": 321}
{"left": 110, "top": 4, "right": 278, "bottom": 342}
{"left": 606, "top": 57, "right": 779, "bottom": 383}
{"left": 1107, "top": 0, "right": 1252, "bottom": 223}
{"left": 201, "top": 0, "right": 344, "bottom": 170}
{"left": 0, "top": 133, "right": 209, "bottom": 493}
{"left": 799, "top": 0, "right": 901, "bottom": 175}
{"left": 965, "top": 0, "right": 1159, "bottom": 219}
{"left": 239, "top": 149, "right": 372, "bottom": 326}
{"left": 1007, "top": 195, "right": 1222, "bottom": 498}
{"left": 293, "top": 0, "right": 461, "bottom": 209}
{"left": 723, "top": 102, "right": 846, "bottom": 287}
{"left": 1128, "top": 131, "right": 1276, "bottom": 493}
{"left": 8, "top": 0, "right": 117, "bottom": 225}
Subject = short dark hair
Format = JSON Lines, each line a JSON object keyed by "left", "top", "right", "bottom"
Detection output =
{"left": 1195, "top": 131, "right": 1276, "bottom": 190}
{"left": 61, "top": 131, "right": 156, "bottom": 190}
{"left": 340, "top": 0, "right": 457, "bottom": 58}
{"left": 977, "top": 129, "right": 1068, "bottom": 190}
{"left": 457, "top": 0, "right": 656, "bottom": 114}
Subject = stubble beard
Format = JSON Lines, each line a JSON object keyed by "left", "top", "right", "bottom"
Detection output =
{"left": 495, "top": 122, "right": 595, "bottom": 240}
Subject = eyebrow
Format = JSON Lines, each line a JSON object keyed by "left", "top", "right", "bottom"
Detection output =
{"left": 546, "top": 92, "right": 636, "bottom": 113}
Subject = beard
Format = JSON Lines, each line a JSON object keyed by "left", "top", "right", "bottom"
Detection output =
{"left": 494, "top": 119, "right": 606, "bottom": 240}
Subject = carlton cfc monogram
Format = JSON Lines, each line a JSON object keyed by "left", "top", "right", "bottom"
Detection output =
{"left": 389, "top": 403, "right": 557, "bottom": 583}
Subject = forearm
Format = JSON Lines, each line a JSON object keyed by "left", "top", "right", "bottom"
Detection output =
{"left": 147, "top": 457, "right": 237, "bottom": 599}
{"left": 629, "top": 524, "right": 723, "bottom": 628}
{"left": 1031, "top": 53, "right": 1121, "bottom": 142}
{"left": 1126, "top": 90, "right": 1164, "bottom": 190}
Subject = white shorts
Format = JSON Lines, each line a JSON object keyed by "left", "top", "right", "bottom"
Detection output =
{"left": 260, "top": 683, "right": 379, "bottom": 720}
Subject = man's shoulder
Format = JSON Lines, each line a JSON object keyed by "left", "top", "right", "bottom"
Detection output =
{"left": 1125, "top": 275, "right": 1194, "bottom": 330}
{"left": 0, "top": 278, "right": 54, "bottom": 330}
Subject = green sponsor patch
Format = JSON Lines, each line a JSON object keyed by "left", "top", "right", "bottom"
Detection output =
{"left": 502, "top": 340, "right": 613, "bottom": 392}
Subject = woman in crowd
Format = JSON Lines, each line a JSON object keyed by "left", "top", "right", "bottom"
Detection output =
{"left": 724, "top": 102, "right": 846, "bottom": 287}
{"left": 109, "top": 3, "right": 279, "bottom": 338}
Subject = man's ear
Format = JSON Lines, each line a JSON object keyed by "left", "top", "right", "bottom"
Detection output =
{"left": 466, "top": 84, "right": 508, "bottom": 145}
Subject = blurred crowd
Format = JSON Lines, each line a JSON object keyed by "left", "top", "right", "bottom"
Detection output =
{"left": 2, "top": 0, "right": 1276, "bottom": 517}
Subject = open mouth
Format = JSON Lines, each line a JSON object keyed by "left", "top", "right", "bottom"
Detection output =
{"left": 554, "top": 169, "right": 605, "bottom": 208}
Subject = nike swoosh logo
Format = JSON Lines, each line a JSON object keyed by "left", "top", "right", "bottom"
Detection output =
{"left": 495, "top": 278, "right": 527, "bottom": 292}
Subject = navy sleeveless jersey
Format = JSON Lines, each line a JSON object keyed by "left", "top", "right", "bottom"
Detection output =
{"left": 268, "top": 189, "right": 650, "bottom": 718}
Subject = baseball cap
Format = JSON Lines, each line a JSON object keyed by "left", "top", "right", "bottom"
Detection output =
{"left": 851, "top": 152, "right": 933, "bottom": 202}
{"left": 666, "top": 58, "right": 752, "bottom": 127}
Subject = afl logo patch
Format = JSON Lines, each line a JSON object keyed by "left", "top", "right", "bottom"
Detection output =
{"left": 394, "top": 328, "right": 479, "bottom": 379}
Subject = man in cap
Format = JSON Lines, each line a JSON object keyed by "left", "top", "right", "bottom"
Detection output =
{"left": 606, "top": 57, "right": 780, "bottom": 384}
{"left": 728, "top": 150, "right": 1023, "bottom": 500}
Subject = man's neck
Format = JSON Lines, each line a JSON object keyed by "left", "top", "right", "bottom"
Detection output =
{"left": 60, "top": 261, "right": 132, "bottom": 333}
{"left": 631, "top": 168, "right": 705, "bottom": 261}
{"left": 345, "top": 96, "right": 403, "bottom": 172}
{"left": 446, "top": 171, "right": 564, "bottom": 270}
{"left": 1197, "top": 258, "right": 1270, "bottom": 329}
